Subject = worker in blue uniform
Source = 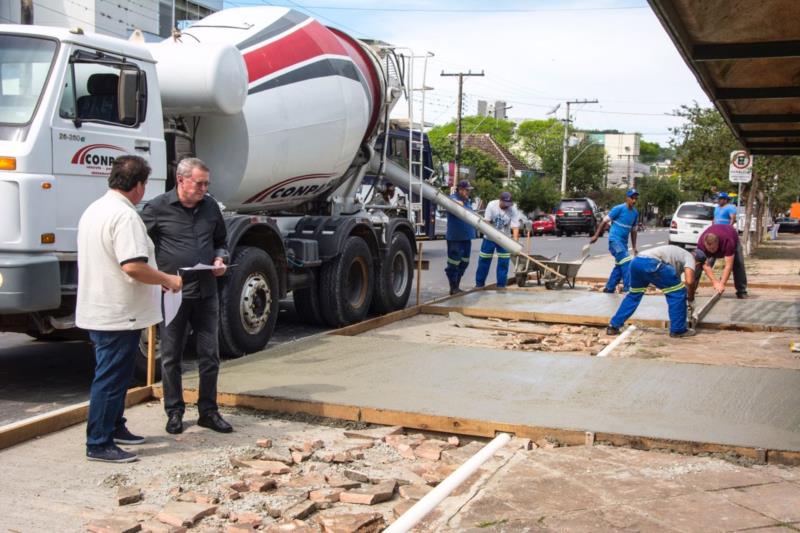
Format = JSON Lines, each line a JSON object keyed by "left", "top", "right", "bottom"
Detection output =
{"left": 590, "top": 189, "right": 639, "bottom": 292}
{"left": 713, "top": 192, "right": 737, "bottom": 225}
{"left": 445, "top": 180, "right": 477, "bottom": 295}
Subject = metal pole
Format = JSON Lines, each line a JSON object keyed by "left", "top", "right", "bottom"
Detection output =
{"left": 21, "top": 0, "right": 33, "bottom": 24}
{"left": 415, "top": 242, "right": 423, "bottom": 306}
{"left": 561, "top": 101, "right": 570, "bottom": 196}
{"left": 442, "top": 70, "right": 484, "bottom": 187}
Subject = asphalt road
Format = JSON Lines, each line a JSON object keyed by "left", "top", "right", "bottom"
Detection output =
{"left": 0, "top": 228, "right": 670, "bottom": 426}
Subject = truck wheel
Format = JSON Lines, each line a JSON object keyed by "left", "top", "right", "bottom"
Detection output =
{"left": 371, "top": 232, "right": 413, "bottom": 314}
{"left": 293, "top": 270, "right": 325, "bottom": 325}
{"left": 134, "top": 328, "right": 161, "bottom": 383}
{"left": 320, "top": 236, "right": 374, "bottom": 327}
{"left": 219, "top": 246, "right": 280, "bottom": 357}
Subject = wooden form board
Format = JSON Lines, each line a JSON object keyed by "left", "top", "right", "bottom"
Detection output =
{"left": 0, "top": 386, "right": 153, "bottom": 451}
{"left": 576, "top": 276, "right": 800, "bottom": 291}
{"left": 158, "top": 386, "right": 800, "bottom": 466}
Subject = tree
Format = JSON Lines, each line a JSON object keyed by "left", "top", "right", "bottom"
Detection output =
{"left": 636, "top": 176, "right": 683, "bottom": 220}
{"left": 427, "top": 116, "right": 517, "bottom": 163}
{"left": 516, "top": 175, "right": 560, "bottom": 214}
{"left": 459, "top": 147, "right": 506, "bottom": 208}
{"left": 639, "top": 140, "right": 661, "bottom": 163}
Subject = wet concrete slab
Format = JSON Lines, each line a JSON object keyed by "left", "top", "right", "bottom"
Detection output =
{"left": 426, "top": 289, "right": 800, "bottom": 329}
{"left": 188, "top": 335, "right": 800, "bottom": 452}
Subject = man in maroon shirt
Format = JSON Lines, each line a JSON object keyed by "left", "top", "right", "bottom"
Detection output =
{"left": 695, "top": 224, "right": 748, "bottom": 298}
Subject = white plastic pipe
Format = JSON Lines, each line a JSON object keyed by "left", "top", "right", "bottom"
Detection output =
{"left": 596, "top": 325, "right": 637, "bottom": 357}
{"left": 385, "top": 432, "right": 512, "bottom": 533}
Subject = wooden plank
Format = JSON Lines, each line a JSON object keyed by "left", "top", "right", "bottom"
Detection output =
{"left": 0, "top": 386, "right": 153, "bottom": 451}
{"left": 169, "top": 388, "right": 800, "bottom": 466}
{"left": 330, "top": 306, "right": 422, "bottom": 337}
{"left": 576, "top": 276, "right": 800, "bottom": 291}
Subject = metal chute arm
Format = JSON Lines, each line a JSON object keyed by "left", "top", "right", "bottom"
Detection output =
{"left": 371, "top": 155, "right": 566, "bottom": 280}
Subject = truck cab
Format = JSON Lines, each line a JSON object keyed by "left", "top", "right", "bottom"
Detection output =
{"left": 0, "top": 26, "right": 165, "bottom": 334}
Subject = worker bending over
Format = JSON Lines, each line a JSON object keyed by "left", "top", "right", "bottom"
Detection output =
{"left": 607, "top": 245, "right": 706, "bottom": 338}
{"left": 696, "top": 224, "right": 748, "bottom": 298}
{"left": 591, "top": 189, "right": 639, "bottom": 293}
{"left": 475, "top": 191, "right": 520, "bottom": 289}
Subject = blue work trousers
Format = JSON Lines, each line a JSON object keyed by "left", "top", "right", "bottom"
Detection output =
{"left": 610, "top": 256, "right": 688, "bottom": 334}
{"left": 445, "top": 239, "right": 472, "bottom": 287}
{"left": 86, "top": 329, "right": 141, "bottom": 449}
{"left": 605, "top": 239, "right": 633, "bottom": 292}
{"left": 476, "top": 238, "right": 511, "bottom": 288}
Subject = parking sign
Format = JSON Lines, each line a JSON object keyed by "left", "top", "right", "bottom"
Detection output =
{"left": 729, "top": 150, "right": 752, "bottom": 183}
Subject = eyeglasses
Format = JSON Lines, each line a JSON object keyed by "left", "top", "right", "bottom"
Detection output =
{"left": 184, "top": 177, "right": 210, "bottom": 188}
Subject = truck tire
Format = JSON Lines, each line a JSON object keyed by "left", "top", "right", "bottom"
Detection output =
{"left": 219, "top": 246, "right": 280, "bottom": 358}
{"left": 371, "top": 231, "right": 413, "bottom": 315}
{"left": 319, "top": 236, "right": 374, "bottom": 328}
{"left": 134, "top": 328, "right": 161, "bottom": 383}
{"left": 292, "top": 270, "right": 325, "bottom": 325}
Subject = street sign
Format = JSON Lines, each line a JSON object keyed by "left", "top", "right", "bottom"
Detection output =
{"left": 729, "top": 150, "right": 752, "bottom": 183}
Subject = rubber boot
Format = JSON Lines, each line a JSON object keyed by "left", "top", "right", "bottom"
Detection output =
{"left": 449, "top": 280, "right": 462, "bottom": 296}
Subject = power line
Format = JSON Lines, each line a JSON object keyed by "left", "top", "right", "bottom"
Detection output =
{"left": 247, "top": 3, "right": 650, "bottom": 14}
{"left": 279, "top": 0, "right": 369, "bottom": 38}
{"left": 32, "top": 1, "right": 129, "bottom": 38}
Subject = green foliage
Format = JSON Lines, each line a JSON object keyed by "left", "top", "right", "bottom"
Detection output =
{"left": 516, "top": 175, "right": 561, "bottom": 214}
{"left": 636, "top": 176, "right": 683, "bottom": 217}
{"left": 589, "top": 187, "right": 626, "bottom": 211}
{"left": 639, "top": 140, "right": 660, "bottom": 163}
{"left": 474, "top": 177, "right": 505, "bottom": 209}
{"left": 516, "top": 119, "right": 606, "bottom": 196}
{"left": 427, "top": 116, "right": 516, "bottom": 163}
{"left": 458, "top": 148, "right": 507, "bottom": 208}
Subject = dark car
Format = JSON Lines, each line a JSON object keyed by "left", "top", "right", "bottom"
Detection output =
{"left": 555, "top": 198, "right": 602, "bottom": 236}
{"left": 532, "top": 214, "right": 556, "bottom": 236}
{"left": 776, "top": 217, "right": 800, "bottom": 233}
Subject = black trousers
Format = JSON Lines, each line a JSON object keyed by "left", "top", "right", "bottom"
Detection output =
{"left": 160, "top": 295, "right": 220, "bottom": 416}
{"left": 703, "top": 241, "right": 748, "bottom": 296}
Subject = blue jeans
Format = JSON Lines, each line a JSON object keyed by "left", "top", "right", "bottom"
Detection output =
{"left": 476, "top": 238, "right": 511, "bottom": 288}
{"left": 86, "top": 329, "right": 141, "bottom": 449}
{"left": 445, "top": 240, "right": 472, "bottom": 286}
{"left": 610, "top": 256, "right": 688, "bottom": 334}
{"left": 605, "top": 239, "right": 632, "bottom": 292}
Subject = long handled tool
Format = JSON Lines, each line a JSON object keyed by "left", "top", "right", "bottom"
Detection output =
{"left": 689, "top": 291, "right": 722, "bottom": 329}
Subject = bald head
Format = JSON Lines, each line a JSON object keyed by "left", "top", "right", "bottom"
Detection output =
{"left": 703, "top": 232, "right": 719, "bottom": 254}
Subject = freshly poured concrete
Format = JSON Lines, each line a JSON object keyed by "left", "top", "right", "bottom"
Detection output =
{"left": 188, "top": 335, "right": 800, "bottom": 452}
{"left": 428, "top": 289, "right": 800, "bottom": 329}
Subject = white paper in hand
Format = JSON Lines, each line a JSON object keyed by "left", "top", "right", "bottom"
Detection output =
{"left": 179, "top": 262, "right": 217, "bottom": 271}
{"left": 163, "top": 289, "right": 182, "bottom": 327}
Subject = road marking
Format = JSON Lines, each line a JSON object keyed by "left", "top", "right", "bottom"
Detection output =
{"left": 547, "top": 238, "right": 561, "bottom": 241}
{"left": 657, "top": 241, "right": 666, "bottom": 244}
{"left": 641, "top": 244, "right": 653, "bottom": 248}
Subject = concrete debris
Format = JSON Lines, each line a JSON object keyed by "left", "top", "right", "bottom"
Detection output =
{"left": 247, "top": 477, "right": 277, "bottom": 492}
{"left": 262, "top": 520, "right": 319, "bottom": 533}
{"left": 325, "top": 473, "right": 361, "bottom": 489}
{"left": 342, "top": 469, "right": 371, "bottom": 483}
{"left": 224, "top": 524, "right": 256, "bottom": 533}
{"left": 318, "top": 512, "right": 386, "bottom": 533}
{"left": 86, "top": 518, "right": 142, "bottom": 533}
{"left": 309, "top": 488, "right": 343, "bottom": 503}
{"left": 442, "top": 440, "right": 485, "bottom": 464}
{"left": 259, "top": 448, "right": 295, "bottom": 465}
{"left": 139, "top": 520, "right": 187, "bottom": 533}
{"left": 156, "top": 501, "right": 218, "bottom": 527}
{"left": 283, "top": 500, "right": 317, "bottom": 520}
{"left": 230, "top": 458, "right": 291, "bottom": 475}
{"left": 231, "top": 510, "right": 263, "bottom": 527}
{"left": 398, "top": 483, "right": 432, "bottom": 500}
{"left": 339, "top": 480, "right": 397, "bottom": 505}
{"left": 290, "top": 439, "right": 325, "bottom": 453}
{"left": 117, "top": 486, "right": 143, "bottom": 506}
{"left": 393, "top": 498, "right": 416, "bottom": 518}
{"left": 256, "top": 438, "right": 273, "bottom": 448}
{"left": 343, "top": 426, "right": 404, "bottom": 441}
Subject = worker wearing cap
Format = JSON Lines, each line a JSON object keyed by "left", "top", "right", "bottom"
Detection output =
{"left": 590, "top": 189, "right": 639, "bottom": 293}
{"left": 714, "top": 192, "right": 737, "bottom": 225}
{"left": 476, "top": 191, "right": 520, "bottom": 289}
{"left": 607, "top": 245, "right": 705, "bottom": 338}
{"left": 445, "top": 180, "right": 477, "bottom": 295}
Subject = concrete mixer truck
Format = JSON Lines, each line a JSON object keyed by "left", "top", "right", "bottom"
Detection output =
{"left": 0, "top": 7, "right": 522, "bottom": 377}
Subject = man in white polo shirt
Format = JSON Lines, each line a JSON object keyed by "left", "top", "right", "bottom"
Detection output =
{"left": 77, "top": 155, "right": 182, "bottom": 463}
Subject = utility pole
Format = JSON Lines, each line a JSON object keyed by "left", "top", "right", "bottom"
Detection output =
{"left": 560, "top": 99, "right": 598, "bottom": 196}
{"left": 441, "top": 70, "right": 484, "bottom": 189}
{"left": 21, "top": 0, "right": 34, "bottom": 24}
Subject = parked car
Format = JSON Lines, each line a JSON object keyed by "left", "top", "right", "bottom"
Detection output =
{"left": 776, "top": 217, "right": 800, "bottom": 233}
{"left": 433, "top": 208, "right": 447, "bottom": 239}
{"left": 669, "top": 201, "right": 715, "bottom": 247}
{"left": 554, "top": 198, "right": 602, "bottom": 236}
{"left": 532, "top": 214, "right": 556, "bottom": 236}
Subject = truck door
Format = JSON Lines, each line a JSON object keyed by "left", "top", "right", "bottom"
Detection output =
{"left": 50, "top": 48, "right": 165, "bottom": 251}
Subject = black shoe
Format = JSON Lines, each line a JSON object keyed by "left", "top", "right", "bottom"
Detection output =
{"left": 670, "top": 328, "right": 697, "bottom": 338}
{"left": 165, "top": 412, "right": 183, "bottom": 435}
{"left": 606, "top": 326, "right": 620, "bottom": 335}
{"left": 736, "top": 292, "right": 748, "bottom": 299}
{"left": 602, "top": 289, "right": 615, "bottom": 294}
{"left": 449, "top": 286, "right": 463, "bottom": 295}
{"left": 197, "top": 412, "right": 233, "bottom": 433}
{"left": 87, "top": 444, "right": 138, "bottom": 463}
{"left": 113, "top": 425, "right": 145, "bottom": 445}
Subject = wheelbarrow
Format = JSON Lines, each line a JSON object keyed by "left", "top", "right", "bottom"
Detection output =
{"left": 514, "top": 244, "right": 591, "bottom": 290}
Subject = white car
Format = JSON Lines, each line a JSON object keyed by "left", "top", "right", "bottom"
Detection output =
{"left": 669, "top": 202, "right": 715, "bottom": 247}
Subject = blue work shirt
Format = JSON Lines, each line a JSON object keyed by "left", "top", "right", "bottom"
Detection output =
{"left": 607, "top": 203, "right": 638, "bottom": 244}
{"left": 446, "top": 193, "right": 477, "bottom": 241}
{"left": 714, "top": 204, "right": 737, "bottom": 225}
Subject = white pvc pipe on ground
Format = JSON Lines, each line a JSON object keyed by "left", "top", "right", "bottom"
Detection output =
{"left": 596, "top": 325, "right": 637, "bottom": 357}
{"left": 384, "top": 432, "right": 512, "bottom": 533}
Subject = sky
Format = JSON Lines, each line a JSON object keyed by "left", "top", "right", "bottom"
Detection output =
{"left": 224, "top": 0, "right": 712, "bottom": 145}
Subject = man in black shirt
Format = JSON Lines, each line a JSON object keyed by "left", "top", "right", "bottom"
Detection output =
{"left": 141, "top": 157, "right": 232, "bottom": 434}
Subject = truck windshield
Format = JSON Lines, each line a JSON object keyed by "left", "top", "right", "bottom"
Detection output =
{"left": 0, "top": 35, "right": 57, "bottom": 125}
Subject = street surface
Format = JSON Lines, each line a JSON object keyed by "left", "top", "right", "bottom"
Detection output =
{"left": 0, "top": 229, "right": 670, "bottom": 426}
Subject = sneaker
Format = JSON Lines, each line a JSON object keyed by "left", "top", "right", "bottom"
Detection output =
{"left": 606, "top": 326, "right": 620, "bottom": 335}
{"left": 670, "top": 328, "right": 697, "bottom": 338}
{"left": 113, "top": 425, "right": 145, "bottom": 445}
{"left": 87, "top": 444, "right": 138, "bottom": 463}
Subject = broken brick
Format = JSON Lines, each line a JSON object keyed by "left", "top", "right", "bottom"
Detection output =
{"left": 224, "top": 525, "right": 256, "bottom": 533}
{"left": 248, "top": 477, "right": 277, "bottom": 492}
{"left": 398, "top": 484, "right": 432, "bottom": 500}
{"left": 291, "top": 440, "right": 324, "bottom": 453}
{"left": 291, "top": 450, "right": 313, "bottom": 463}
{"left": 226, "top": 490, "right": 241, "bottom": 501}
{"left": 284, "top": 500, "right": 317, "bottom": 520}
{"left": 324, "top": 473, "right": 361, "bottom": 489}
{"left": 232, "top": 511, "right": 262, "bottom": 527}
{"left": 262, "top": 520, "right": 318, "bottom": 533}
{"left": 281, "top": 473, "right": 327, "bottom": 489}
{"left": 420, "top": 464, "right": 458, "bottom": 486}
{"left": 309, "top": 488, "right": 343, "bottom": 503}
{"left": 319, "top": 512, "right": 386, "bottom": 533}
{"left": 393, "top": 499, "right": 416, "bottom": 518}
{"left": 230, "top": 458, "right": 291, "bottom": 475}
{"left": 117, "top": 486, "right": 143, "bottom": 506}
{"left": 156, "top": 501, "right": 217, "bottom": 528}
{"left": 343, "top": 469, "right": 370, "bottom": 483}
{"left": 256, "top": 438, "right": 273, "bottom": 448}
{"left": 509, "top": 437, "right": 533, "bottom": 450}
{"left": 441, "top": 441, "right": 485, "bottom": 464}
{"left": 414, "top": 440, "right": 447, "bottom": 461}
{"left": 259, "top": 448, "right": 295, "bottom": 465}
{"left": 86, "top": 518, "right": 142, "bottom": 533}
{"left": 339, "top": 480, "right": 396, "bottom": 505}
{"left": 447, "top": 436, "right": 460, "bottom": 448}
{"left": 139, "top": 521, "right": 186, "bottom": 533}
{"left": 343, "top": 426, "right": 403, "bottom": 441}
{"left": 396, "top": 443, "right": 416, "bottom": 460}
{"left": 229, "top": 481, "right": 250, "bottom": 493}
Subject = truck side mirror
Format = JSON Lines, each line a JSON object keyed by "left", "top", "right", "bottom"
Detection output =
{"left": 118, "top": 68, "right": 139, "bottom": 124}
